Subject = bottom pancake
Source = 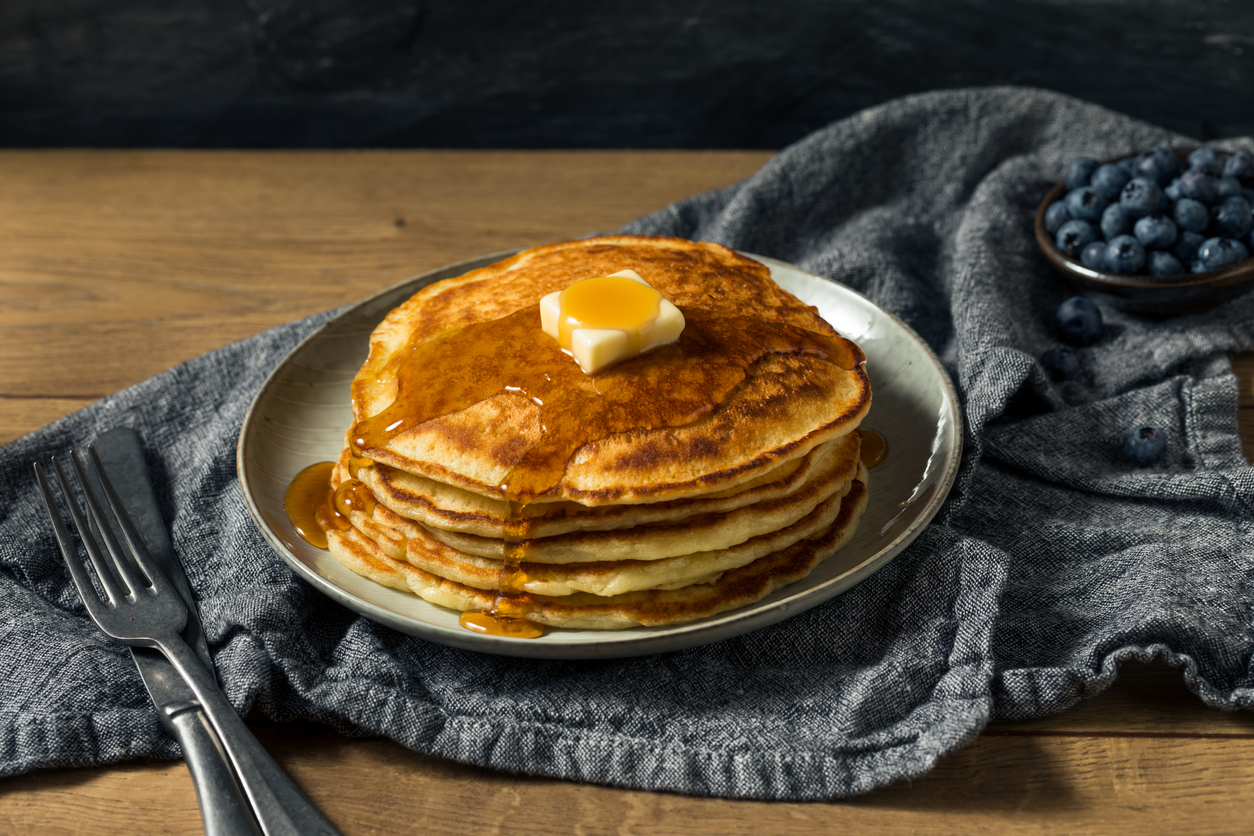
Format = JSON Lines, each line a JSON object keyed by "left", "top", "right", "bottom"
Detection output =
{"left": 325, "top": 468, "right": 869, "bottom": 630}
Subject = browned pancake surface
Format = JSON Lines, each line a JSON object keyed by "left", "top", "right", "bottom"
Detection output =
{"left": 349, "top": 235, "right": 870, "bottom": 504}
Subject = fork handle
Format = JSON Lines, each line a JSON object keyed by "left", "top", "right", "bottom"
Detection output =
{"left": 168, "top": 706, "right": 263, "bottom": 836}
{"left": 153, "top": 633, "right": 342, "bottom": 836}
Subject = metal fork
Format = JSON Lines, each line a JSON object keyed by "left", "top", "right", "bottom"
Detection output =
{"left": 35, "top": 449, "right": 341, "bottom": 836}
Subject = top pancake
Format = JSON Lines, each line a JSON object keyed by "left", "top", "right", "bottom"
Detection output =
{"left": 349, "top": 235, "right": 871, "bottom": 505}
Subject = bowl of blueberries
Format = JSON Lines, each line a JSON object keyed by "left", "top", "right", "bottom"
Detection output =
{"left": 1036, "top": 145, "right": 1254, "bottom": 313}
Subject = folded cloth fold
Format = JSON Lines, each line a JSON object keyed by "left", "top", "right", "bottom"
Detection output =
{"left": 2, "top": 86, "right": 1253, "bottom": 801}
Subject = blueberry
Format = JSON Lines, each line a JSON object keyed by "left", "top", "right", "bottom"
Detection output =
{"left": 1212, "top": 195, "right": 1254, "bottom": 238}
{"left": 1216, "top": 176, "right": 1243, "bottom": 199}
{"left": 1172, "top": 198, "right": 1210, "bottom": 233}
{"left": 1100, "top": 203, "right": 1131, "bottom": 240}
{"left": 1133, "top": 214, "right": 1177, "bottom": 249}
{"left": 1146, "top": 250, "right": 1185, "bottom": 277}
{"left": 1117, "top": 157, "right": 1139, "bottom": 176}
{"left": 1196, "top": 237, "right": 1251, "bottom": 271}
{"left": 1041, "top": 346, "right": 1080, "bottom": 381}
{"left": 1124, "top": 425, "right": 1167, "bottom": 466}
{"left": 1173, "top": 230, "right": 1205, "bottom": 263}
{"left": 1229, "top": 237, "right": 1252, "bottom": 266}
{"left": 1080, "top": 240, "right": 1107, "bottom": 268}
{"left": 1243, "top": 188, "right": 1254, "bottom": 205}
{"left": 1120, "top": 177, "right": 1167, "bottom": 218}
{"left": 1187, "top": 147, "right": 1224, "bottom": 174}
{"left": 1164, "top": 177, "right": 1183, "bottom": 201}
{"left": 1131, "top": 146, "right": 1180, "bottom": 185}
{"left": 1055, "top": 219, "right": 1099, "bottom": 258}
{"left": 1065, "top": 186, "right": 1109, "bottom": 222}
{"left": 1104, "top": 234, "right": 1146, "bottom": 274}
{"left": 1056, "top": 297, "right": 1103, "bottom": 346}
{"left": 1066, "top": 157, "right": 1100, "bottom": 191}
{"left": 1090, "top": 164, "right": 1131, "bottom": 200}
{"left": 1225, "top": 150, "right": 1254, "bottom": 184}
{"left": 1044, "top": 200, "right": 1072, "bottom": 235}
{"left": 1179, "top": 168, "right": 1220, "bottom": 204}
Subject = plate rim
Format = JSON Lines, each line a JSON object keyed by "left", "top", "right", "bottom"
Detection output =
{"left": 236, "top": 248, "right": 963, "bottom": 659}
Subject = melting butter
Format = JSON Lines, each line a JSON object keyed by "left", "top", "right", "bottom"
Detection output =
{"left": 540, "top": 269, "right": 685, "bottom": 373}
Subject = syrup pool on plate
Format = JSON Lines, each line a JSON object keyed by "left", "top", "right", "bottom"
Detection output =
{"left": 283, "top": 461, "right": 337, "bottom": 550}
{"left": 858, "top": 428, "right": 888, "bottom": 468}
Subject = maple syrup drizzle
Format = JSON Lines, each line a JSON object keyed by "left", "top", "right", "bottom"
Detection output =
{"left": 459, "top": 611, "right": 545, "bottom": 638}
{"left": 339, "top": 303, "right": 863, "bottom": 639}
{"left": 858, "top": 428, "right": 888, "bottom": 468}
{"left": 333, "top": 477, "right": 377, "bottom": 518}
{"left": 457, "top": 499, "right": 547, "bottom": 637}
{"left": 283, "top": 461, "right": 338, "bottom": 549}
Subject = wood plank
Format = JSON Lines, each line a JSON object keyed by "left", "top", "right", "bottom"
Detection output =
{"left": 0, "top": 397, "right": 96, "bottom": 445}
{"left": 856, "top": 736, "right": 1254, "bottom": 834}
{"left": 1235, "top": 354, "right": 1254, "bottom": 467}
{"left": 5, "top": 716, "right": 1254, "bottom": 836}
{"left": 0, "top": 149, "right": 772, "bottom": 396}
{"left": 1234, "top": 354, "right": 1254, "bottom": 406}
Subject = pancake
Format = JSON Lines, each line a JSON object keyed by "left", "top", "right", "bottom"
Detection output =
{"left": 357, "top": 437, "right": 824, "bottom": 539}
{"left": 348, "top": 235, "right": 871, "bottom": 505}
{"left": 326, "top": 468, "right": 870, "bottom": 629}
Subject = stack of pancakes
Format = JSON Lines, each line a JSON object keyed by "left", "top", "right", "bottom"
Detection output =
{"left": 323, "top": 235, "right": 872, "bottom": 630}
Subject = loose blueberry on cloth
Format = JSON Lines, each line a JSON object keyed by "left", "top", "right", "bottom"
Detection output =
{"left": 3, "top": 87, "right": 1254, "bottom": 801}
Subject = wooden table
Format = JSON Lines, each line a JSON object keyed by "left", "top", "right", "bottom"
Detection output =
{"left": 2, "top": 150, "right": 1253, "bottom": 835}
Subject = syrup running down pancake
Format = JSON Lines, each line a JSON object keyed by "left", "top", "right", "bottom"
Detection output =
{"left": 303, "top": 235, "right": 872, "bottom": 635}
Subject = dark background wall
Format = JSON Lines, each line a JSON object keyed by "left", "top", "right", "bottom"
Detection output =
{"left": 2, "top": 0, "right": 1252, "bottom": 148}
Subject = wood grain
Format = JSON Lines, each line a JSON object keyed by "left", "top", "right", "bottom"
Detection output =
{"left": 0, "top": 397, "right": 96, "bottom": 446}
{"left": 1, "top": 150, "right": 1252, "bottom": 834}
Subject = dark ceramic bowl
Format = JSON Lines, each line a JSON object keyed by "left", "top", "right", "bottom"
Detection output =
{"left": 1035, "top": 148, "right": 1254, "bottom": 315}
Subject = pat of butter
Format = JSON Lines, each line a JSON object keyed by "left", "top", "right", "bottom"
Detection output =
{"left": 540, "top": 269, "right": 685, "bottom": 373}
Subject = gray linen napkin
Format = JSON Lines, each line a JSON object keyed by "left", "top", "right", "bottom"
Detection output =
{"left": 2, "top": 87, "right": 1252, "bottom": 801}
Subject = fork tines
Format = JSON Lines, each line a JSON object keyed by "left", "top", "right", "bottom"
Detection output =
{"left": 35, "top": 447, "right": 163, "bottom": 607}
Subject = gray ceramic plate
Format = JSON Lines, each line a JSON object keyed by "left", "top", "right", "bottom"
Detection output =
{"left": 237, "top": 251, "right": 963, "bottom": 659}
